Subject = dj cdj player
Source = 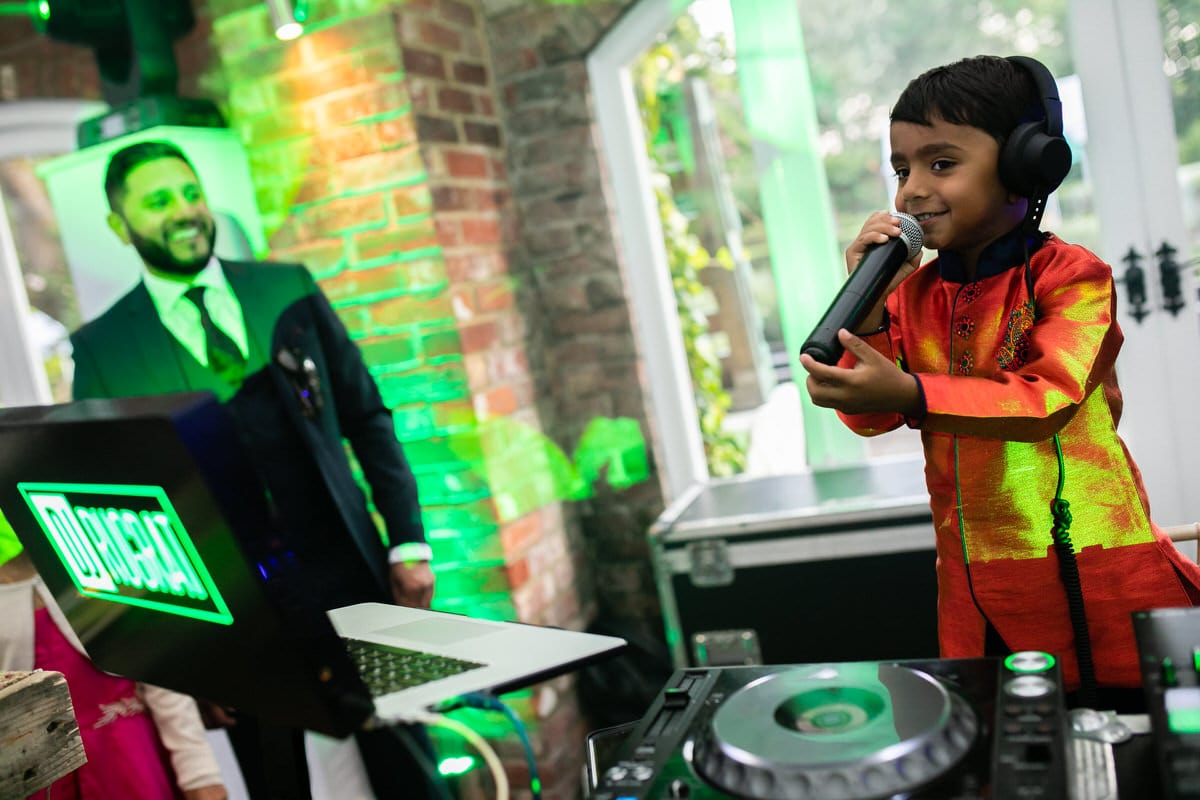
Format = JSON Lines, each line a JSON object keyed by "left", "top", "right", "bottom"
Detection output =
{"left": 587, "top": 653, "right": 1068, "bottom": 799}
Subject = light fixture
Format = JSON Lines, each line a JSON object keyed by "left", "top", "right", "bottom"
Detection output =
{"left": 265, "top": 0, "right": 302, "bottom": 41}
{"left": 0, "top": 1, "right": 49, "bottom": 32}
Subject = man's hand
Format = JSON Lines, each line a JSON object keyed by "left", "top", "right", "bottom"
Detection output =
{"left": 183, "top": 784, "right": 228, "bottom": 800}
{"left": 390, "top": 561, "right": 435, "bottom": 608}
{"left": 799, "top": 329, "right": 921, "bottom": 416}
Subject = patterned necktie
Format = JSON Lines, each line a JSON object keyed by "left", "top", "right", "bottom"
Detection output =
{"left": 184, "top": 285, "right": 246, "bottom": 387}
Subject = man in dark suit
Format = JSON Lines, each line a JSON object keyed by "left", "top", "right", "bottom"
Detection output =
{"left": 70, "top": 140, "right": 437, "bottom": 799}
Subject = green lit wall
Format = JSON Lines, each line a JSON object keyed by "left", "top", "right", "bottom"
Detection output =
{"left": 200, "top": 0, "right": 650, "bottom": 625}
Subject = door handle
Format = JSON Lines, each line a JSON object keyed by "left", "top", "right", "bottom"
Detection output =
{"left": 1119, "top": 246, "right": 1149, "bottom": 323}
{"left": 1155, "top": 241, "right": 1186, "bottom": 317}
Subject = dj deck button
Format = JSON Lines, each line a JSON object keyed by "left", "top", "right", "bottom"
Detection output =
{"left": 1004, "top": 675, "right": 1056, "bottom": 699}
{"left": 667, "top": 779, "right": 691, "bottom": 799}
{"left": 1164, "top": 657, "right": 1179, "bottom": 687}
{"left": 605, "top": 766, "right": 629, "bottom": 782}
{"left": 1165, "top": 687, "right": 1200, "bottom": 733}
{"left": 1005, "top": 651, "right": 1056, "bottom": 674}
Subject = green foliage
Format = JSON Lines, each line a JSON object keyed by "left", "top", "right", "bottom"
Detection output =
{"left": 636, "top": 17, "right": 746, "bottom": 477}
{"left": 1163, "top": 0, "right": 1200, "bottom": 162}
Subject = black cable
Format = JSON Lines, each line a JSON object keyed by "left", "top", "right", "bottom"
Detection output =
{"left": 1048, "top": 434, "right": 1098, "bottom": 708}
{"left": 1023, "top": 236, "right": 1098, "bottom": 706}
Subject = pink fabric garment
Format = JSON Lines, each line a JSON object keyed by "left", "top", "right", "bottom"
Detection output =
{"left": 29, "top": 607, "right": 180, "bottom": 800}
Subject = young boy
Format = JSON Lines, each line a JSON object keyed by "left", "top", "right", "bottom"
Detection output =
{"left": 799, "top": 55, "right": 1200, "bottom": 698}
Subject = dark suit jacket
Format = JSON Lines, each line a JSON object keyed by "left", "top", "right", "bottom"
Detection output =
{"left": 69, "top": 259, "right": 424, "bottom": 600}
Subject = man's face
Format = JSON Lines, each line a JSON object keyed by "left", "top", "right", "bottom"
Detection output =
{"left": 108, "top": 157, "right": 216, "bottom": 278}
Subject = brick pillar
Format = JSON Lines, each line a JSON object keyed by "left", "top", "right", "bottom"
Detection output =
{"left": 0, "top": 18, "right": 100, "bottom": 101}
{"left": 202, "top": 0, "right": 517, "bottom": 612}
{"left": 394, "top": 3, "right": 599, "bottom": 798}
{"left": 482, "top": 2, "right": 666, "bottom": 635}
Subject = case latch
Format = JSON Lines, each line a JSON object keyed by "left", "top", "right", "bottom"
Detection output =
{"left": 686, "top": 539, "right": 733, "bottom": 587}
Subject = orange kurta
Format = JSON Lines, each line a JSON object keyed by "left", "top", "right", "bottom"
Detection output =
{"left": 838, "top": 232, "right": 1200, "bottom": 689}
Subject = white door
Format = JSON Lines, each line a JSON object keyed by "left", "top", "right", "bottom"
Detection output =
{"left": 1068, "top": 1, "right": 1200, "bottom": 527}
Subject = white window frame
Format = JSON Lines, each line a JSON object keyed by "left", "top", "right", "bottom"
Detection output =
{"left": 0, "top": 99, "right": 105, "bottom": 407}
{"left": 588, "top": 0, "right": 710, "bottom": 500}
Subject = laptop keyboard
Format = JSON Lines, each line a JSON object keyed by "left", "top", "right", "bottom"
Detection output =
{"left": 343, "top": 638, "right": 486, "bottom": 697}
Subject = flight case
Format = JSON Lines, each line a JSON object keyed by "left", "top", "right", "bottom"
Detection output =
{"left": 650, "top": 457, "right": 940, "bottom": 667}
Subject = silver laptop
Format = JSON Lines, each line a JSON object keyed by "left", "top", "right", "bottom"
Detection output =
{"left": 0, "top": 392, "right": 625, "bottom": 735}
{"left": 330, "top": 602, "right": 623, "bottom": 723}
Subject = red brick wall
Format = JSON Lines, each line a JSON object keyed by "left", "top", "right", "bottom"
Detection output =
{"left": 0, "top": 18, "right": 99, "bottom": 101}
{"left": 481, "top": 1, "right": 667, "bottom": 635}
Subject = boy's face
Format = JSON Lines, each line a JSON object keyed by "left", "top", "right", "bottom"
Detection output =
{"left": 889, "top": 115, "right": 1026, "bottom": 267}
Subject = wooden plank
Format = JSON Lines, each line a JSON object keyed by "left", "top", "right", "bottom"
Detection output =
{"left": 0, "top": 670, "right": 86, "bottom": 796}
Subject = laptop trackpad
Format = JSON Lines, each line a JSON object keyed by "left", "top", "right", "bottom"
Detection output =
{"left": 372, "top": 617, "right": 500, "bottom": 645}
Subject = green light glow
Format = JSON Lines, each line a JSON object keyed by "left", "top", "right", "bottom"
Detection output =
{"left": 0, "top": 509, "right": 22, "bottom": 566}
{"left": 16, "top": 482, "right": 234, "bottom": 626}
{"left": 1004, "top": 652, "right": 1056, "bottom": 674}
{"left": 0, "top": 1, "right": 43, "bottom": 18}
{"left": 437, "top": 756, "right": 476, "bottom": 776}
{"left": 1167, "top": 688, "right": 1200, "bottom": 733}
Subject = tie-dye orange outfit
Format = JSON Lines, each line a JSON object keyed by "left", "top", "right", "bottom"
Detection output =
{"left": 838, "top": 231, "right": 1200, "bottom": 690}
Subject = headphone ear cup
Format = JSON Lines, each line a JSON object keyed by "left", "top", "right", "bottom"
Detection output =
{"left": 1000, "top": 121, "right": 1043, "bottom": 197}
{"left": 1000, "top": 122, "right": 1072, "bottom": 198}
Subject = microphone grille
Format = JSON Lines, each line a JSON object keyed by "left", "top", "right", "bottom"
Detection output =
{"left": 894, "top": 212, "right": 924, "bottom": 259}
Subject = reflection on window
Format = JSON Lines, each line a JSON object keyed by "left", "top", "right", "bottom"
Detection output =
{"left": 0, "top": 157, "right": 78, "bottom": 402}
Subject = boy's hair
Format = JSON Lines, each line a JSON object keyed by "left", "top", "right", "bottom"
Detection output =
{"left": 104, "top": 140, "right": 197, "bottom": 211}
{"left": 890, "top": 55, "right": 1042, "bottom": 146}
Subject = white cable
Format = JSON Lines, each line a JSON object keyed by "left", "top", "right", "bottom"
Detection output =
{"left": 414, "top": 711, "right": 510, "bottom": 800}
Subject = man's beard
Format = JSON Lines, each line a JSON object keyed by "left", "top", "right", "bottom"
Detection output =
{"left": 127, "top": 219, "right": 216, "bottom": 277}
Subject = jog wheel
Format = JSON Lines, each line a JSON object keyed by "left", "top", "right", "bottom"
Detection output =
{"left": 691, "top": 663, "right": 978, "bottom": 800}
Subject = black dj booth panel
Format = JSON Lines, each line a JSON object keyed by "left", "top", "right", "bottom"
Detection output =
{"left": 650, "top": 459, "right": 939, "bottom": 668}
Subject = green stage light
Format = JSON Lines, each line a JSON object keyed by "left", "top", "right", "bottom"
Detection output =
{"left": 0, "top": 0, "right": 48, "bottom": 25}
{"left": 266, "top": 0, "right": 303, "bottom": 41}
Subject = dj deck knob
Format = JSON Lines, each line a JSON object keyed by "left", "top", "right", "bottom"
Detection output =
{"left": 667, "top": 778, "right": 691, "bottom": 798}
{"left": 691, "top": 663, "right": 979, "bottom": 800}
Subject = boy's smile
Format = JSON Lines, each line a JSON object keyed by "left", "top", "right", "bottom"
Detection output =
{"left": 889, "top": 116, "right": 1027, "bottom": 275}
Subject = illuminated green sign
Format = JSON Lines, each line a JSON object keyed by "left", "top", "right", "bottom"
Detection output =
{"left": 17, "top": 482, "right": 233, "bottom": 625}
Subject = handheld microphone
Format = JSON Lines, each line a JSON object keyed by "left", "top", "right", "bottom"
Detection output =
{"left": 800, "top": 212, "right": 923, "bottom": 365}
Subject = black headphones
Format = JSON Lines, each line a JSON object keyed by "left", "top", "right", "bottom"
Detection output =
{"left": 999, "top": 55, "right": 1072, "bottom": 230}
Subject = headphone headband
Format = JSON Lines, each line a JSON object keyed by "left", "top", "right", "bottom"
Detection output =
{"left": 1000, "top": 55, "right": 1072, "bottom": 230}
{"left": 1006, "top": 55, "right": 1064, "bottom": 138}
